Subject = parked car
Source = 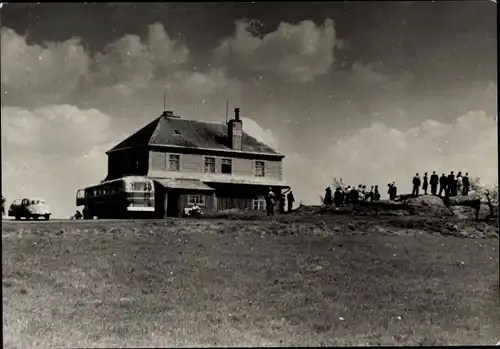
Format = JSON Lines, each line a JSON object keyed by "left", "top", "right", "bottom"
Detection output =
{"left": 8, "top": 197, "right": 51, "bottom": 220}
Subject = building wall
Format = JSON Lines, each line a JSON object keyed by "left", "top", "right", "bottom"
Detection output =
{"left": 149, "top": 150, "right": 283, "bottom": 180}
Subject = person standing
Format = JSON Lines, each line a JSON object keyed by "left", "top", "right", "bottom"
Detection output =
{"left": 412, "top": 173, "right": 421, "bottom": 196}
{"left": 456, "top": 172, "right": 463, "bottom": 196}
{"left": 374, "top": 185, "right": 380, "bottom": 201}
{"left": 447, "top": 171, "right": 456, "bottom": 197}
{"left": 389, "top": 182, "right": 398, "bottom": 200}
{"left": 287, "top": 191, "right": 295, "bottom": 212}
{"left": 344, "top": 186, "right": 351, "bottom": 204}
{"left": 430, "top": 171, "right": 439, "bottom": 195}
{"left": 422, "top": 172, "right": 429, "bottom": 195}
{"left": 334, "top": 187, "right": 343, "bottom": 207}
{"left": 439, "top": 173, "right": 447, "bottom": 196}
{"left": 462, "top": 173, "right": 470, "bottom": 196}
{"left": 266, "top": 188, "right": 276, "bottom": 216}
{"left": 323, "top": 187, "right": 333, "bottom": 206}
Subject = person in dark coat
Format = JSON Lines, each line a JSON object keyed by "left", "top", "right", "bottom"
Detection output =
{"left": 350, "top": 186, "right": 359, "bottom": 204}
{"left": 323, "top": 187, "right": 333, "bottom": 206}
{"left": 412, "top": 173, "right": 421, "bottom": 196}
{"left": 447, "top": 171, "right": 456, "bottom": 197}
{"left": 439, "top": 173, "right": 447, "bottom": 196}
{"left": 266, "top": 188, "right": 276, "bottom": 216}
{"left": 368, "top": 186, "right": 375, "bottom": 201}
{"left": 389, "top": 182, "right": 398, "bottom": 200}
{"left": 287, "top": 191, "right": 295, "bottom": 212}
{"left": 422, "top": 172, "right": 429, "bottom": 195}
{"left": 430, "top": 171, "right": 439, "bottom": 195}
{"left": 334, "top": 188, "right": 343, "bottom": 207}
{"left": 374, "top": 185, "right": 380, "bottom": 201}
{"left": 462, "top": 173, "right": 470, "bottom": 196}
{"left": 344, "top": 186, "right": 351, "bottom": 204}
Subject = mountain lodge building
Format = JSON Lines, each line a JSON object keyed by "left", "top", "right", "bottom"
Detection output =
{"left": 104, "top": 108, "right": 289, "bottom": 217}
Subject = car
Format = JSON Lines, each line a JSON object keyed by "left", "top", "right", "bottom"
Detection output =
{"left": 8, "top": 197, "right": 52, "bottom": 220}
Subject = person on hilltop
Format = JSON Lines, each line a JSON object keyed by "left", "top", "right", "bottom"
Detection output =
{"left": 344, "top": 186, "right": 351, "bottom": 204}
{"left": 447, "top": 171, "right": 456, "bottom": 197}
{"left": 388, "top": 182, "right": 398, "bottom": 201}
{"left": 430, "top": 171, "right": 439, "bottom": 195}
{"left": 374, "top": 185, "right": 381, "bottom": 201}
{"left": 323, "top": 187, "right": 333, "bottom": 207}
{"left": 456, "top": 171, "right": 463, "bottom": 196}
{"left": 350, "top": 186, "right": 359, "bottom": 204}
{"left": 439, "top": 173, "right": 448, "bottom": 197}
{"left": 422, "top": 172, "right": 429, "bottom": 195}
{"left": 412, "top": 173, "right": 421, "bottom": 196}
{"left": 334, "top": 187, "right": 344, "bottom": 207}
{"left": 462, "top": 173, "right": 470, "bottom": 196}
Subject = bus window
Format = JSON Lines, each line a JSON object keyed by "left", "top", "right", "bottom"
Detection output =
{"left": 77, "top": 190, "right": 85, "bottom": 199}
{"left": 131, "top": 182, "right": 147, "bottom": 192}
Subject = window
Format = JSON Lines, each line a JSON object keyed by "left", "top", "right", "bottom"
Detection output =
{"left": 77, "top": 190, "right": 85, "bottom": 199}
{"left": 168, "top": 154, "right": 180, "bottom": 171}
{"left": 204, "top": 157, "right": 216, "bottom": 173}
{"left": 253, "top": 197, "right": 266, "bottom": 211}
{"left": 254, "top": 161, "right": 265, "bottom": 177}
{"left": 188, "top": 194, "right": 205, "bottom": 206}
{"left": 221, "top": 158, "right": 232, "bottom": 174}
{"left": 130, "top": 182, "right": 151, "bottom": 192}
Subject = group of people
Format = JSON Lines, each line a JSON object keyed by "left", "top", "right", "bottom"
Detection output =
{"left": 265, "top": 188, "right": 295, "bottom": 216}
{"left": 323, "top": 184, "right": 382, "bottom": 207}
{"left": 412, "top": 171, "right": 470, "bottom": 197}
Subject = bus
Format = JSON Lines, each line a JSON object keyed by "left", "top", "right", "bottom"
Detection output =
{"left": 76, "top": 176, "right": 155, "bottom": 219}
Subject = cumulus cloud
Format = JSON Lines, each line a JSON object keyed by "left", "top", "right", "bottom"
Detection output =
{"left": 309, "top": 110, "right": 498, "bottom": 200}
{"left": 1, "top": 105, "right": 123, "bottom": 218}
{"left": 1, "top": 27, "right": 90, "bottom": 106}
{"left": 214, "top": 19, "right": 338, "bottom": 83}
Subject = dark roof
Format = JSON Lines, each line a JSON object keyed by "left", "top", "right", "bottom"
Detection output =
{"left": 107, "top": 115, "right": 282, "bottom": 156}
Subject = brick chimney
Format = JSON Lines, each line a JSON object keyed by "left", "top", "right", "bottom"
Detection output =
{"left": 228, "top": 107, "right": 243, "bottom": 150}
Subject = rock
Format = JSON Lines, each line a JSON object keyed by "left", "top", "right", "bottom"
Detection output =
{"left": 406, "top": 195, "right": 446, "bottom": 208}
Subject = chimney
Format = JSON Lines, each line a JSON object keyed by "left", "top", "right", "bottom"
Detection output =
{"left": 162, "top": 110, "right": 176, "bottom": 118}
{"left": 228, "top": 107, "right": 243, "bottom": 150}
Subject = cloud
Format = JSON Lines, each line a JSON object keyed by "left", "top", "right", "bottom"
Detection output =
{"left": 1, "top": 27, "right": 90, "bottom": 106}
{"left": 308, "top": 110, "right": 498, "bottom": 200}
{"left": 214, "top": 19, "right": 338, "bottom": 83}
{"left": 1, "top": 105, "right": 123, "bottom": 218}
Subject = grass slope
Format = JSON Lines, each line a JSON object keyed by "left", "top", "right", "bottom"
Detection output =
{"left": 2, "top": 217, "right": 499, "bottom": 347}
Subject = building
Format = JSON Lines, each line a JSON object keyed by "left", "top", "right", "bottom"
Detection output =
{"left": 105, "top": 108, "right": 289, "bottom": 217}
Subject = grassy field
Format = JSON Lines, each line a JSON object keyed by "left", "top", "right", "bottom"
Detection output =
{"left": 2, "top": 214, "right": 499, "bottom": 347}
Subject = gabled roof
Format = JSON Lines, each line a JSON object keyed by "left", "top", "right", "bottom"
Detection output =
{"left": 107, "top": 114, "right": 283, "bottom": 156}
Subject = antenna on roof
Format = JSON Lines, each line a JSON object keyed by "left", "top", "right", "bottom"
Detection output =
{"left": 225, "top": 100, "right": 229, "bottom": 123}
{"left": 163, "top": 90, "right": 167, "bottom": 112}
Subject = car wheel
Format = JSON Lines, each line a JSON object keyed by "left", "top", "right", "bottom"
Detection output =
{"left": 33, "top": 216, "right": 39, "bottom": 220}
{"left": 44, "top": 214, "right": 50, "bottom": 221}
{"left": 15, "top": 216, "right": 20, "bottom": 220}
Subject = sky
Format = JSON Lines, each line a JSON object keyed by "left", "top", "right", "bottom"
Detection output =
{"left": 1, "top": 2, "right": 498, "bottom": 218}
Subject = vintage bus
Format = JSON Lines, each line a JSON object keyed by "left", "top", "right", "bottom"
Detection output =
{"left": 76, "top": 176, "right": 155, "bottom": 219}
